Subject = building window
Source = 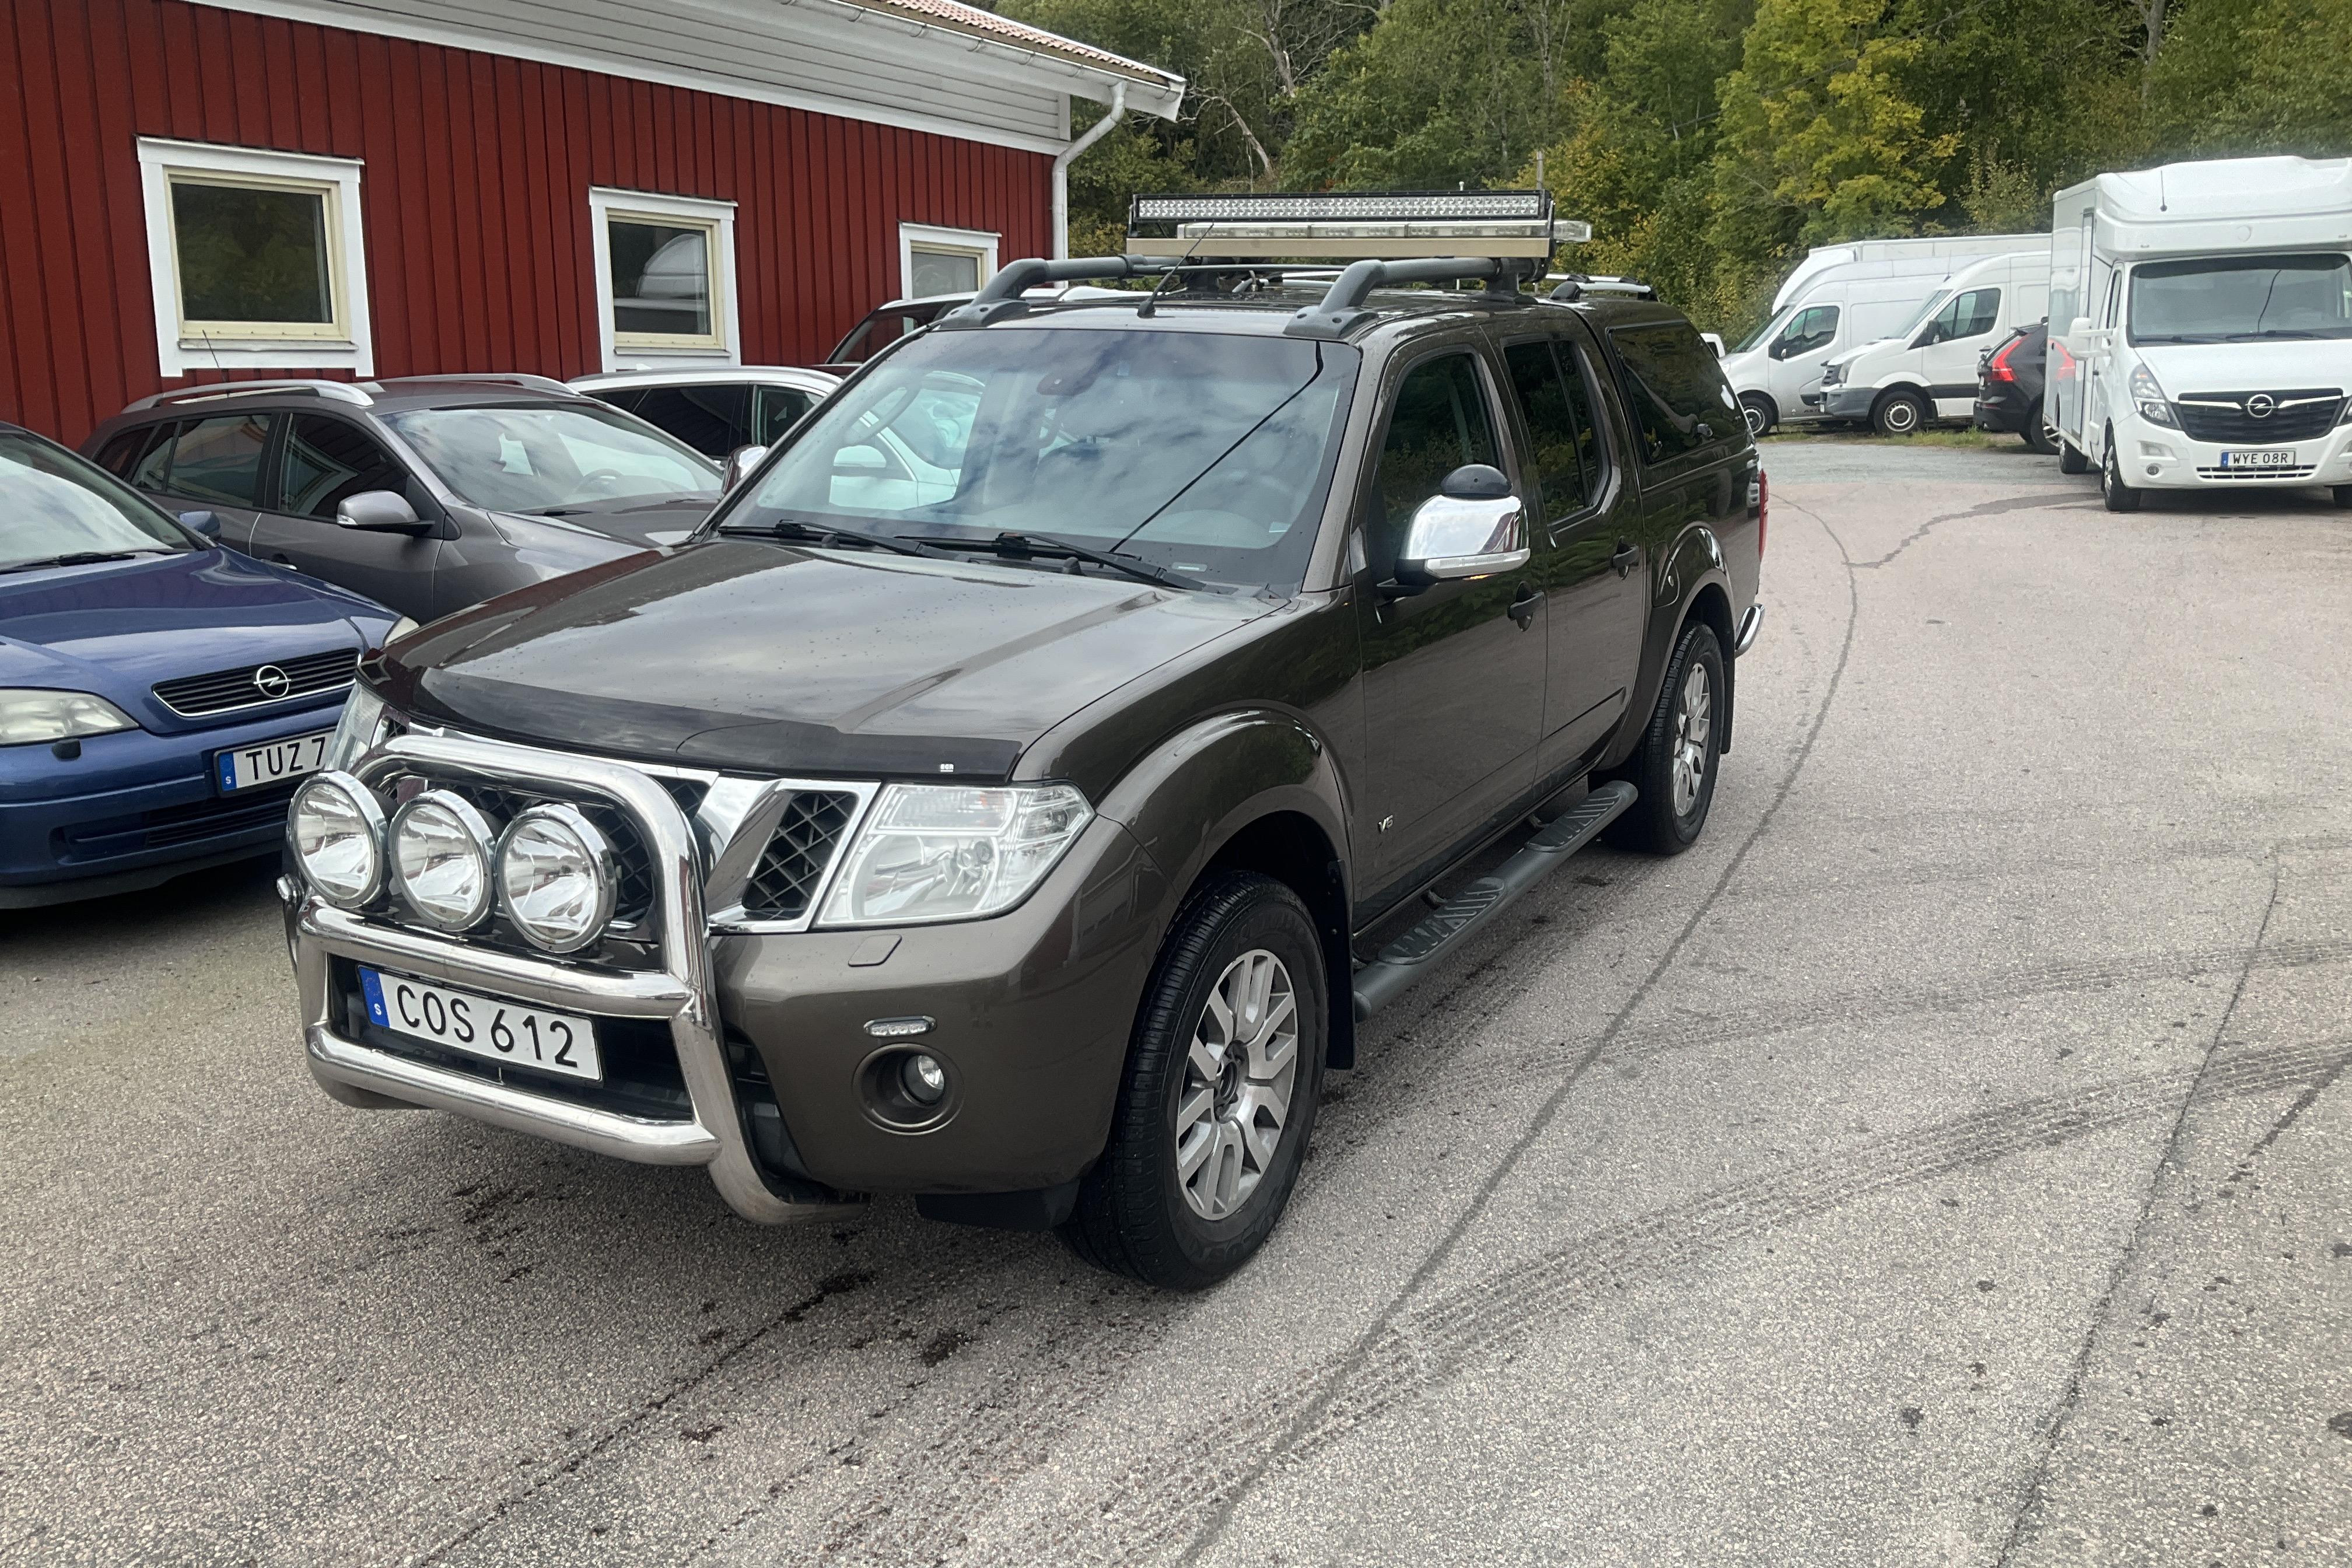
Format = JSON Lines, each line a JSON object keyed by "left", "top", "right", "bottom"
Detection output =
{"left": 589, "top": 188, "right": 738, "bottom": 370}
{"left": 135, "top": 140, "right": 373, "bottom": 376}
{"left": 899, "top": 223, "right": 1000, "bottom": 300}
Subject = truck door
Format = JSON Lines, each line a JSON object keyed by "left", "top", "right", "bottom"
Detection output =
{"left": 1763, "top": 303, "right": 1843, "bottom": 416}
{"left": 1497, "top": 329, "right": 1647, "bottom": 781}
{"left": 1354, "top": 346, "right": 1546, "bottom": 898}
{"left": 1917, "top": 285, "right": 2004, "bottom": 418}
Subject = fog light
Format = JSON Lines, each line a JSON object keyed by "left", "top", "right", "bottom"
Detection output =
{"left": 290, "top": 772, "right": 385, "bottom": 909}
{"left": 2146, "top": 465, "right": 2161, "bottom": 478}
{"left": 389, "top": 789, "right": 496, "bottom": 931}
{"left": 901, "top": 1053, "right": 947, "bottom": 1105}
{"left": 497, "top": 803, "right": 615, "bottom": 953}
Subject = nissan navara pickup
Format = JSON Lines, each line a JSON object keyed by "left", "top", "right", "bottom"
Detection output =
{"left": 281, "top": 194, "right": 1766, "bottom": 1290}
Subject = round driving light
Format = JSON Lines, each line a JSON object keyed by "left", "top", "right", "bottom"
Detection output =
{"left": 901, "top": 1052, "right": 948, "bottom": 1105}
{"left": 289, "top": 771, "right": 385, "bottom": 909}
{"left": 496, "top": 804, "right": 616, "bottom": 954}
{"left": 388, "top": 789, "right": 496, "bottom": 931}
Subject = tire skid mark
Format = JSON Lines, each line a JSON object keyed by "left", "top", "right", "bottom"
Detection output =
{"left": 1053, "top": 1035, "right": 2352, "bottom": 1568}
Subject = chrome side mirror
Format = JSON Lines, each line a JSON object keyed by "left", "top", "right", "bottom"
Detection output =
{"left": 724, "top": 443, "right": 768, "bottom": 489}
{"left": 1395, "top": 465, "right": 1528, "bottom": 586}
{"left": 335, "top": 489, "right": 429, "bottom": 533}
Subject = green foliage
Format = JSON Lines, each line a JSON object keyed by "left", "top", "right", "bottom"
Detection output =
{"left": 1012, "top": 0, "right": 2352, "bottom": 334}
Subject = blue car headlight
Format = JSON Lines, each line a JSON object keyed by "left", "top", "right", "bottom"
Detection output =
{"left": 323, "top": 684, "right": 390, "bottom": 773}
{"left": 0, "top": 689, "right": 137, "bottom": 746}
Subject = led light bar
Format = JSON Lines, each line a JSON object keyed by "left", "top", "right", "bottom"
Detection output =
{"left": 1125, "top": 190, "right": 1583, "bottom": 260}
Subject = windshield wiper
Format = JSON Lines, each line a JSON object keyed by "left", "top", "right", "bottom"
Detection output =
{"left": 0, "top": 550, "right": 153, "bottom": 576}
{"left": 934, "top": 531, "right": 1219, "bottom": 593}
{"left": 716, "top": 517, "right": 956, "bottom": 561}
{"left": 2226, "top": 328, "right": 2323, "bottom": 341}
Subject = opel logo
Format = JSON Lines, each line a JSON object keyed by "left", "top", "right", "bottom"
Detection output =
{"left": 253, "top": 664, "right": 292, "bottom": 699}
{"left": 2246, "top": 393, "right": 2276, "bottom": 419}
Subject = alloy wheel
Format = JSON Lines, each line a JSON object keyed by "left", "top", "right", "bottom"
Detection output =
{"left": 1671, "top": 662, "right": 1712, "bottom": 818}
{"left": 1176, "top": 947, "right": 1300, "bottom": 1221}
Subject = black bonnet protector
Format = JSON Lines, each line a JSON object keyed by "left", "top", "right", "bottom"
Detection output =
{"left": 377, "top": 540, "right": 1261, "bottom": 781}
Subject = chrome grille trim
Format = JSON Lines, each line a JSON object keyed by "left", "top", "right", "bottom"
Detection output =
{"left": 153, "top": 648, "right": 358, "bottom": 717}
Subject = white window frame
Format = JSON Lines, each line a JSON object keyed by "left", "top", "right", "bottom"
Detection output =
{"left": 589, "top": 188, "right": 740, "bottom": 371}
{"left": 136, "top": 138, "right": 373, "bottom": 376}
{"left": 899, "top": 222, "right": 1000, "bottom": 301}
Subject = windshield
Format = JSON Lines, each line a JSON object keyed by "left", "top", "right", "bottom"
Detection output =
{"left": 385, "top": 404, "right": 720, "bottom": 513}
{"left": 1734, "top": 306, "right": 1793, "bottom": 355}
{"left": 1896, "top": 288, "right": 1952, "bottom": 340}
{"left": 2128, "top": 253, "right": 2352, "bottom": 344}
{"left": 0, "top": 432, "right": 194, "bottom": 570}
{"left": 716, "top": 327, "right": 1358, "bottom": 591}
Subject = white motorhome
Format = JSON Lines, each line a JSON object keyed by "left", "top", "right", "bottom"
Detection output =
{"left": 2049, "top": 156, "right": 2352, "bottom": 509}
{"left": 1723, "top": 233, "right": 2042, "bottom": 435}
{"left": 1814, "top": 250, "right": 2050, "bottom": 433}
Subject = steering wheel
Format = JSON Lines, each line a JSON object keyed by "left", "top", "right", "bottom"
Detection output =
{"left": 578, "top": 468, "right": 626, "bottom": 497}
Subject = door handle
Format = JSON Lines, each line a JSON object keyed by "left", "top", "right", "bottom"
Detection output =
{"left": 1611, "top": 542, "right": 1639, "bottom": 578}
{"left": 1507, "top": 586, "right": 1543, "bottom": 629}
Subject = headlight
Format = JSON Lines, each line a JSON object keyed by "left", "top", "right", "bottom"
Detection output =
{"left": 0, "top": 689, "right": 136, "bottom": 746}
{"left": 817, "top": 783, "right": 1092, "bottom": 927}
{"left": 389, "top": 789, "right": 496, "bottom": 930}
{"left": 2128, "top": 363, "right": 2177, "bottom": 427}
{"left": 497, "top": 804, "right": 617, "bottom": 953}
{"left": 1820, "top": 362, "right": 1845, "bottom": 387}
{"left": 289, "top": 772, "right": 386, "bottom": 909}
{"left": 322, "top": 683, "right": 390, "bottom": 772}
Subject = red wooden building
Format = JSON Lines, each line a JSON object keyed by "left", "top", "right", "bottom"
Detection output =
{"left": 0, "top": 0, "right": 1182, "bottom": 446}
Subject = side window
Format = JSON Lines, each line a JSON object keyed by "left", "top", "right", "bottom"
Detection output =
{"left": 624, "top": 384, "right": 752, "bottom": 457}
{"left": 754, "top": 386, "right": 815, "bottom": 444}
{"left": 279, "top": 415, "right": 409, "bottom": 521}
{"left": 127, "top": 422, "right": 181, "bottom": 490}
{"left": 1948, "top": 288, "right": 2001, "bottom": 341}
{"left": 1366, "top": 352, "right": 1499, "bottom": 576}
{"left": 156, "top": 414, "right": 272, "bottom": 506}
{"left": 1781, "top": 304, "right": 1840, "bottom": 356}
{"left": 1502, "top": 340, "right": 1595, "bottom": 520}
{"left": 94, "top": 426, "right": 161, "bottom": 480}
{"left": 1611, "top": 323, "right": 1737, "bottom": 467}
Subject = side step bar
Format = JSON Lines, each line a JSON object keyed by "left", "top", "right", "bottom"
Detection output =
{"left": 1350, "top": 780, "right": 1637, "bottom": 1020}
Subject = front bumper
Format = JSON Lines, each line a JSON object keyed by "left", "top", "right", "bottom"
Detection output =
{"left": 1822, "top": 384, "right": 1878, "bottom": 421}
{"left": 2110, "top": 413, "right": 2352, "bottom": 489}
{"left": 1, "top": 702, "right": 345, "bottom": 905}
{"left": 290, "top": 730, "right": 1168, "bottom": 1222}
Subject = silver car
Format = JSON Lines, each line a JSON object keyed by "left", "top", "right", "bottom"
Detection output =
{"left": 569, "top": 365, "right": 839, "bottom": 463}
{"left": 84, "top": 375, "right": 724, "bottom": 622}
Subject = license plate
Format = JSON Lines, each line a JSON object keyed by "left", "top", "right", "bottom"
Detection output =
{"left": 2219, "top": 448, "right": 2297, "bottom": 468}
{"left": 357, "top": 967, "right": 603, "bottom": 1082}
{"left": 214, "top": 729, "right": 331, "bottom": 793}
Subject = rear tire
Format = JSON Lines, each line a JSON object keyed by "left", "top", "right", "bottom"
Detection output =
{"left": 1060, "top": 872, "right": 1325, "bottom": 1291}
{"left": 1740, "top": 393, "right": 1777, "bottom": 439}
{"left": 1871, "top": 390, "right": 1926, "bottom": 437}
{"left": 2101, "top": 428, "right": 2142, "bottom": 513}
{"left": 2058, "top": 438, "right": 2089, "bottom": 475}
{"left": 2022, "top": 399, "right": 2059, "bottom": 455}
{"left": 1604, "top": 620, "right": 1724, "bottom": 856}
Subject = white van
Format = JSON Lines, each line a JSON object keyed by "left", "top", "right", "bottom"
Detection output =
{"left": 1723, "top": 233, "right": 2042, "bottom": 435}
{"left": 2049, "top": 155, "right": 2352, "bottom": 509}
{"left": 1813, "top": 250, "right": 2050, "bottom": 434}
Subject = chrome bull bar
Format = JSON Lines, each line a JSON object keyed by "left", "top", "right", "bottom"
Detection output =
{"left": 294, "top": 729, "right": 863, "bottom": 1224}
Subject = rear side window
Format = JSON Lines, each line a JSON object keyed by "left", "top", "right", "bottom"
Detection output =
{"left": 624, "top": 384, "right": 752, "bottom": 457}
{"left": 94, "top": 426, "right": 163, "bottom": 480}
{"left": 280, "top": 415, "right": 408, "bottom": 520}
{"left": 1366, "top": 351, "right": 1500, "bottom": 576}
{"left": 754, "top": 386, "right": 815, "bottom": 444}
{"left": 127, "top": 422, "right": 181, "bottom": 489}
{"left": 1610, "top": 324, "right": 1737, "bottom": 467}
{"left": 151, "top": 414, "right": 273, "bottom": 505}
{"left": 1502, "top": 340, "right": 1602, "bottom": 520}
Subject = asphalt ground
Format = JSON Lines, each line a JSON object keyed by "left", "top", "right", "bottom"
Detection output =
{"left": 4, "top": 436, "right": 2348, "bottom": 1566}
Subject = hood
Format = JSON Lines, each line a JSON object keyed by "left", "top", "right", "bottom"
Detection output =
{"left": 382, "top": 540, "right": 1273, "bottom": 778}
{"left": 2132, "top": 338, "right": 2352, "bottom": 394}
{"left": 0, "top": 548, "right": 390, "bottom": 732}
{"left": 494, "top": 495, "right": 720, "bottom": 551}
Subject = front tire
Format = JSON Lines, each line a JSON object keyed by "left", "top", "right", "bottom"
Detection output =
{"left": 1604, "top": 620, "right": 1724, "bottom": 856}
{"left": 1740, "top": 393, "right": 1777, "bottom": 439}
{"left": 1061, "top": 872, "right": 1325, "bottom": 1290}
{"left": 2101, "top": 428, "right": 2143, "bottom": 512}
{"left": 1871, "top": 390, "right": 1926, "bottom": 437}
{"left": 2022, "top": 399, "right": 2059, "bottom": 455}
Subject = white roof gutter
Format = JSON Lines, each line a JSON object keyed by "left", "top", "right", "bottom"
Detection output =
{"left": 1052, "top": 81, "right": 1127, "bottom": 261}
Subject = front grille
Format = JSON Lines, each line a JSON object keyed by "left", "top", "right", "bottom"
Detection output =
{"left": 382, "top": 772, "right": 708, "bottom": 931}
{"left": 58, "top": 778, "right": 299, "bottom": 858}
{"left": 2174, "top": 390, "right": 2342, "bottom": 444}
{"left": 2195, "top": 464, "right": 2318, "bottom": 481}
{"left": 154, "top": 648, "right": 357, "bottom": 716}
{"left": 740, "top": 791, "right": 858, "bottom": 921}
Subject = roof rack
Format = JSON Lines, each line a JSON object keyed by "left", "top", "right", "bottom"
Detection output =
{"left": 382, "top": 372, "right": 583, "bottom": 397}
{"left": 1124, "top": 190, "right": 1588, "bottom": 259}
{"left": 127, "top": 379, "right": 373, "bottom": 411}
{"left": 1545, "top": 273, "right": 1656, "bottom": 302}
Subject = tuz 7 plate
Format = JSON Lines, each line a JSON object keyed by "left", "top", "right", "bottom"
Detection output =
{"left": 215, "top": 729, "right": 331, "bottom": 793}
{"left": 2218, "top": 448, "right": 2297, "bottom": 468}
{"left": 358, "top": 967, "right": 603, "bottom": 1082}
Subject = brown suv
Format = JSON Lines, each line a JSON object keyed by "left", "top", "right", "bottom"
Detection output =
{"left": 278, "top": 195, "right": 1765, "bottom": 1289}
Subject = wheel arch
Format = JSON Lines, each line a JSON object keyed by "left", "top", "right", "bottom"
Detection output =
{"left": 1606, "top": 540, "right": 1736, "bottom": 775}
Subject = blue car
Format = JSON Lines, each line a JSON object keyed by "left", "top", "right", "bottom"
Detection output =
{"left": 2, "top": 421, "right": 399, "bottom": 907}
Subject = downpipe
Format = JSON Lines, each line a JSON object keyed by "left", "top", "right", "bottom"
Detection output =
{"left": 1051, "top": 82, "right": 1126, "bottom": 260}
